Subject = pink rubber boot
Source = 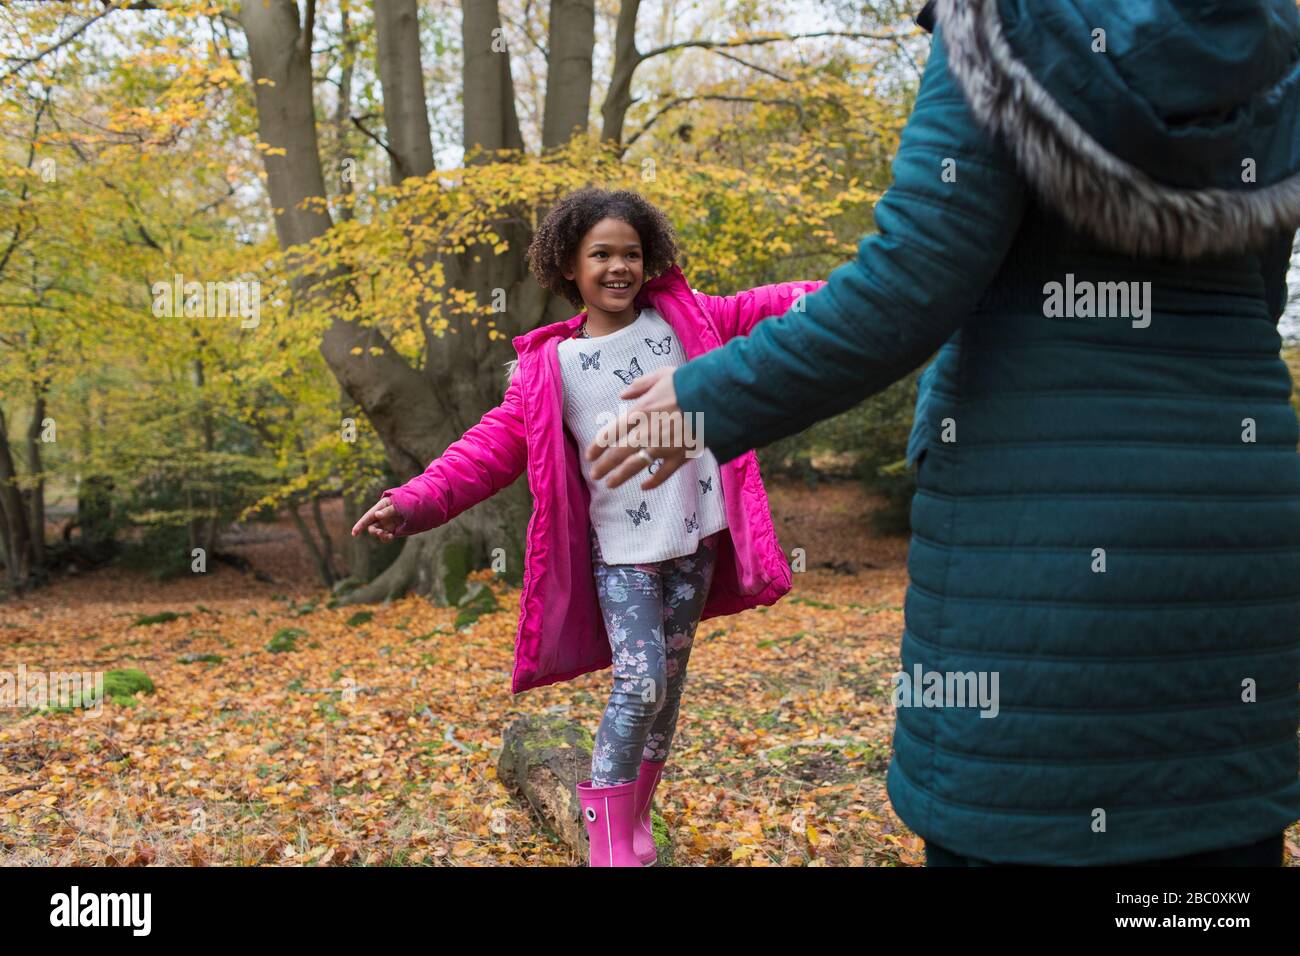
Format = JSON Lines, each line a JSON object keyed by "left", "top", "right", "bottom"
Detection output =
{"left": 577, "top": 779, "right": 644, "bottom": 867}
{"left": 632, "top": 759, "right": 666, "bottom": 866}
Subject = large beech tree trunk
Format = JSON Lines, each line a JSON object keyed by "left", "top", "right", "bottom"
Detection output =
{"left": 238, "top": 0, "right": 595, "bottom": 602}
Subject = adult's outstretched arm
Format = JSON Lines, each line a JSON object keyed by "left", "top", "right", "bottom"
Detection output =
{"left": 672, "top": 26, "right": 1028, "bottom": 465}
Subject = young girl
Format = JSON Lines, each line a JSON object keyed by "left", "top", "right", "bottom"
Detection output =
{"left": 352, "top": 187, "right": 824, "bottom": 866}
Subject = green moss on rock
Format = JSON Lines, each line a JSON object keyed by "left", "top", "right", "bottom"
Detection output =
{"left": 441, "top": 540, "right": 473, "bottom": 607}
{"left": 454, "top": 581, "right": 499, "bottom": 630}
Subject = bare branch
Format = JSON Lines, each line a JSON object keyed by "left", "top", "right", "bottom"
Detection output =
{"left": 350, "top": 114, "right": 403, "bottom": 173}
{"left": 889, "top": 35, "right": 924, "bottom": 83}
{"left": 298, "top": 0, "right": 317, "bottom": 57}
{"left": 0, "top": 1, "right": 128, "bottom": 85}
{"left": 706, "top": 47, "right": 792, "bottom": 82}
{"left": 0, "top": 302, "right": 71, "bottom": 313}
{"left": 640, "top": 29, "right": 916, "bottom": 63}
{"left": 602, "top": 13, "right": 916, "bottom": 144}
{"left": 134, "top": 222, "right": 163, "bottom": 251}
{"left": 0, "top": 87, "right": 50, "bottom": 279}
{"left": 499, "top": 7, "right": 549, "bottom": 60}
{"left": 623, "top": 94, "right": 804, "bottom": 150}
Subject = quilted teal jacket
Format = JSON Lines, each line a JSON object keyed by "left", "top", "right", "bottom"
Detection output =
{"left": 673, "top": 0, "right": 1300, "bottom": 864}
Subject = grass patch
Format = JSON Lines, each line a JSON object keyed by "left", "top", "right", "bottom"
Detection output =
{"left": 756, "top": 631, "right": 809, "bottom": 649}
{"left": 790, "top": 597, "right": 838, "bottom": 610}
{"left": 454, "top": 583, "right": 499, "bottom": 630}
{"left": 44, "top": 668, "right": 156, "bottom": 711}
{"left": 178, "top": 653, "right": 224, "bottom": 665}
{"left": 132, "top": 611, "right": 188, "bottom": 627}
{"left": 267, "top": 627, "right": 306, "bottom": 653}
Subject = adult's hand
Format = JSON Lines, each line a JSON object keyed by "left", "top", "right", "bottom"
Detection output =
{"left": 350, "top": 495, "right": 403, "bottom": 542}
{"left": 585, "top": 366, "right": 690, "bottom": 491}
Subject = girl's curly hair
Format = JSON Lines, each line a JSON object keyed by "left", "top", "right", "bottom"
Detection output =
{"left": 526, "top": 188, "right": 679, "bottom": 308}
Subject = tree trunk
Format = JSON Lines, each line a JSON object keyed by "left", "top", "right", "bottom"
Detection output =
{"left": 0, "top": 501, "right": 9, "bottom": 583}
{"left": 368, "top": 0, "right": 542, "bottom": 597}
{"left": 542, "top": 0, "right": 595, "bottom": 149}
{"left": 25, "top": 386, "right": 46, "bottom": 567}
{"left": 74, "top": 392, "right": 116, "bottom": 563}
{"left": 341, "top": 481, "right": 373, "bottom": 581}
{"left": 239, "top": 0, "right": 600, "bottom": 604}
{"left": 240, "top": 0, "right": 532, "bottom": 603}
{"left": 600, "top": 0, "right": 642, "bottom": 143}
{"left": 239, "top": 0, "right": 437, "bottom": 471}
{"left": 462, "top": 0, "right": 525, "bottom": 155}
{"left": 373, "top": 0, "right": 435, "bottom": 181}
{"left": 288, "top": 495, "right": 336, "bottom": 587}
{"left": 334, "top": 0, "right": 358, "bottom": 223}
{"left": 338, "top": 386, "right": 382, "bottom": 582}
{"left": 204, "top": 500, "right": 219, "bottom": 562}
{"left": 238, "top": 0, "right": 333, "bottom": 253}
{"left": 0, "top": 406, "right": 35, "bottom": 591}
{"left": 309, "top": 492, "right": 337, "bottom": 580}
{"left": 190, "top": 355, "right": 220, "bottom": 560}
{"left": 332, "top": 16, "right": 380, "bottom": 587}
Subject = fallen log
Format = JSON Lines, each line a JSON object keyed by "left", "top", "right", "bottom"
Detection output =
{"left": 497, "top": 714, "right": 673, "bottom": 864}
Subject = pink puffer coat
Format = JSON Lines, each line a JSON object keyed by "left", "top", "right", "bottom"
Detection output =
{"left": 381, "top": 265, "right": 826, "bottom": 692}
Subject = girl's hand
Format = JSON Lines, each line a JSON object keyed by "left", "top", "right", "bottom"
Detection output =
{"left": 586, "top": 367, "right": 690, "bottom": 491}
{"left": 351, "top": 495, "right": 403, "bottom": 542}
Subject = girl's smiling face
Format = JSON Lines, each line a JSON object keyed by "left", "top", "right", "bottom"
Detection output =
{"left": 563, "top": 217, "right": 644, "bottom": 317}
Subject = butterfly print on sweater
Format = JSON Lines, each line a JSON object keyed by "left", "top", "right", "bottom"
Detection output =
{"left": 645, "top": 335, "right": 672, "bottom": 356}
{"left": 613, "top": 356, "right": 643, "bottom": 385}
{"left": 626, "top": 500, "right": 651, "bottom": 526}
{"left": 684, "top": 511, "right": 700, "bottom": 532}
{"left": 699, "top": 476, "right": 712, "bottom": 493}
{"left": 580, "top": 350, "right": 600, "bottom": 370}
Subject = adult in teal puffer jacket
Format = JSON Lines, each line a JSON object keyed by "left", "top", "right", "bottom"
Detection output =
{"left": 589, "top": 0, "right": 1300, "bottom": 865}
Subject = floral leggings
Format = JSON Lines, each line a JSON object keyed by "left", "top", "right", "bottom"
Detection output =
{"left": 588, "top": 525, "right": 722, "bottom": 787}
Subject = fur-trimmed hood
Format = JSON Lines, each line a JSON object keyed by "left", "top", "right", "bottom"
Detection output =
{"left": 933, "top": 0, "right": 1300, "bottom": 258}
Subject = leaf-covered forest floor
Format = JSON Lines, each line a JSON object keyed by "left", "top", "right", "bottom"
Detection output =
{"left": 2, "top": 479, "right": 1297, "bottom": 866}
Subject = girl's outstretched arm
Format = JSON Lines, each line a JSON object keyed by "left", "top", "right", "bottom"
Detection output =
{"left": 692, "top": 279, "right": 827, "bottom": 343}
{"left": 671, "top": 24, "right": 1028, "bottom": 466}
{"left": 377, "top": 370, "right": 528, "bottom": 537}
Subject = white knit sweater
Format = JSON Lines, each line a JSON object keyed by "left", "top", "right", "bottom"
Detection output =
{"left": 557, "top": 308, "right": 728, "bottom": 564}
